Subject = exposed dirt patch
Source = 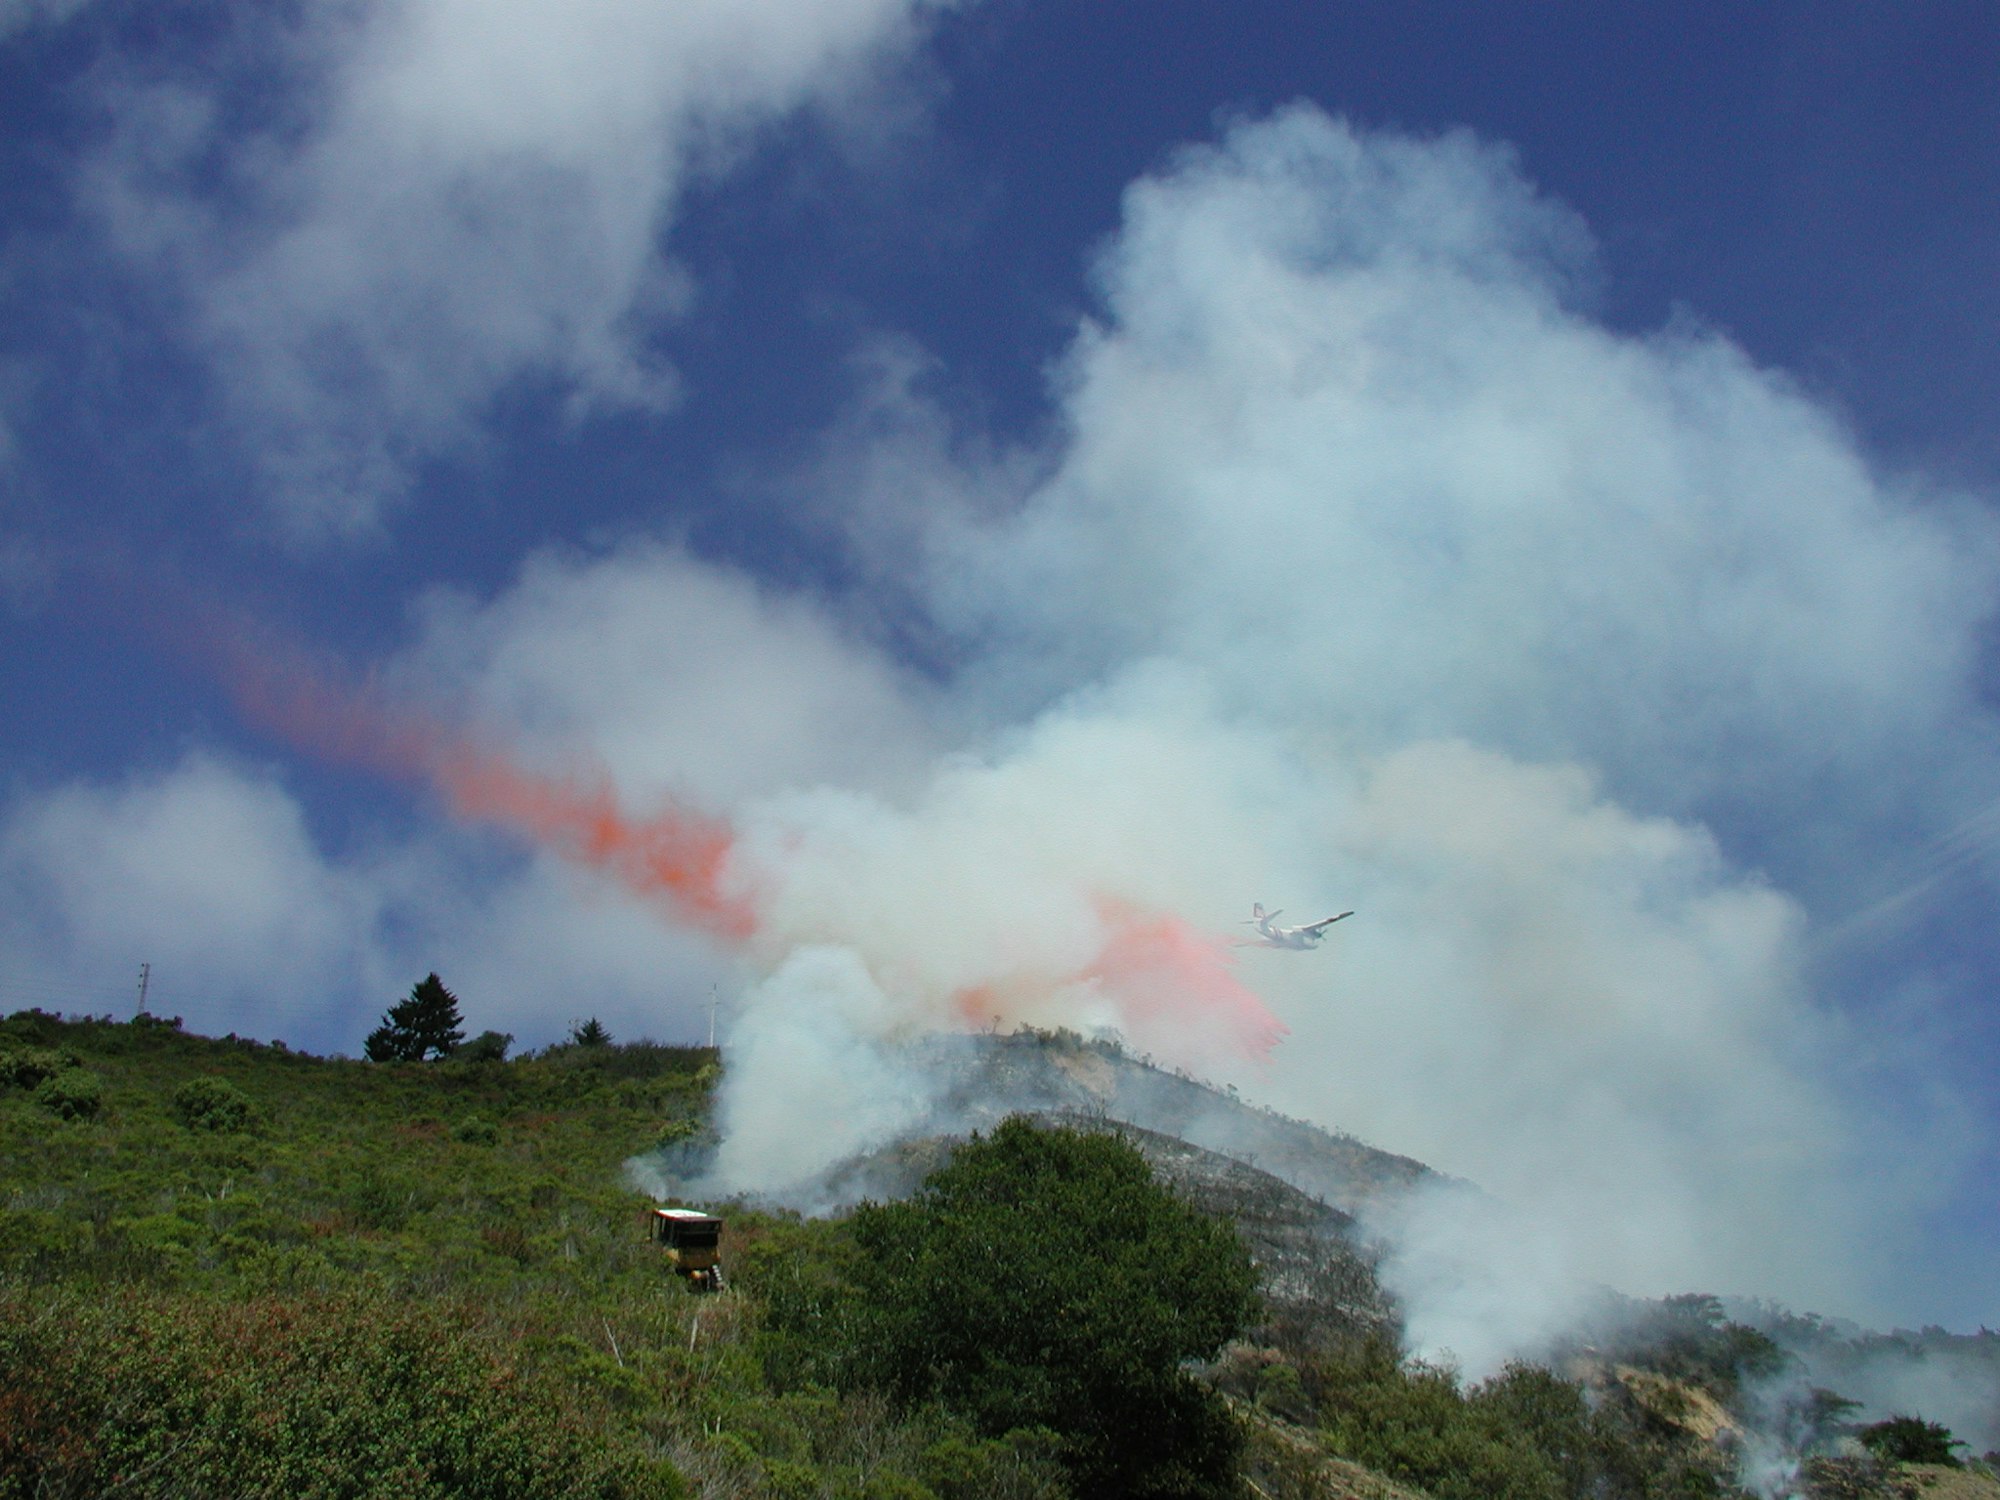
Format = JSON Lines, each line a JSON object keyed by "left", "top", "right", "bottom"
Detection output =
{"left": 1230, "top": 1395, "right": 1436, "bottom": 1500}
{"left": 1904, "top": 1464, "right": 2000, "bottom": 1500}
{"left": 1609, "top": 1363, "right": 1745, "bottom": 1447}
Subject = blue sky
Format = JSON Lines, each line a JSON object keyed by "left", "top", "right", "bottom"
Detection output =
{"left": 2, "top": 1, "right": 1996, "bottom": 1339}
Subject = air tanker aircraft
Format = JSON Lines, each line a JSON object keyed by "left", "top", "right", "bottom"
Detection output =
{"left": 1244, "top": 903, "right": 1353, "bottom": 950}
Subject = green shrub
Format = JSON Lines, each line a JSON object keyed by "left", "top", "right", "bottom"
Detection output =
{"left": 656, "top": 1117, "right": 701, "bottom": 1148}
{"left": 1300, "top": 1339, "right": 1731, "bottom": 1500}
{"left": 918, "top": 1428, "right": 1069, "bottom": 1500}
{"left": 35, "top": 1067, "right": 103, "bottom": 1121}
{"left": 1312, "top": 1342, "right": 1562, "bottom": 1500}
{"left": 1858, "top": 1415, "right": 1964, "bottom": 1467}
{"left": 454, "top": 1115, "right": 500, "bottom": 1145}
{"left": 459, "top": 1029, "right": 513, "bottom": 1063}
{"left": 761, "top": 1457, "right": 823, "bottom": 1499}
{"left": 819, "top": 1118, "right": 1257, "bottom": 1499}
{"left": 1, "top": 1008, "right": 61, "bottom": 1045}
{"left": 172, "top": 1076, "right": 255, "bottom": 1132}
{"left": 1256, "top": 1361, "right": 1313, "bottom": 1424}
{"left": 859, "top": 1472, "right": 936, "bottom": 1500}
{"left": 1584, "top": 1293, "right": 1788, "bottom": 1403}
{"left": 0, "top": 1045, "right": 80, "bottom": 1090}
{"left": 0, "top": 1208, "right": 93, "bottom": 1276}
{"left": 0, "top": 1286, "right": 671, "bottom": 1497}
{"left": 346, "top": 1167, "right": 418, "bottom": 1231}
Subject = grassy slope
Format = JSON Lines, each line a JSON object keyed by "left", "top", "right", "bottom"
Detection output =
{"left": 0, "top": 1011, "right": 712, "bottom": 1298}
{"left": 0, "top": 1010, "right": 1067, "bottom": 1499}
{"left": 8, "top": 1011, "right": 1977, "bottom": 1500}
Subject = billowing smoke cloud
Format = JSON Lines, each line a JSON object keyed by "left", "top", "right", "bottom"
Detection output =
{"left": 78, "top": 0, "right": 951, "bottom": 533}
{"left": 708, "top": 945, "right": 942, "bottom": 1194}
{"left": 815, "top": 109, "right": 2000, "bottom": 1338}
{"left": 7, "top": 103, "right": 1994, "bottom": 1359}
{"left": 898, "top": 112, "right": 1999, "bottom": 902}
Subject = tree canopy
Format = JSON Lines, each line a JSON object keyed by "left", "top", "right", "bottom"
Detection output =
{"left": 837, "top": 1117, "right": 1259, "bottom": 1499}
{"left": 363, "top": 973, "right": 465, "bottom": 1062}
{"left": 1859, "top": 1415, "right": 1965, "bottom": 1467}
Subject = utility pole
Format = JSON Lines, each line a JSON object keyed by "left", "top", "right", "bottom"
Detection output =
{"left": 135, "top": 961, "right": 151, "bottom": 1016}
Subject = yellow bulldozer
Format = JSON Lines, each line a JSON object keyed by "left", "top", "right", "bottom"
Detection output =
{"left": 648, "top": 1207, "right": 724, "bottom": 1291}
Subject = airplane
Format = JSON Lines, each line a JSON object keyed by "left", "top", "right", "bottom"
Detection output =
{"left": 1244, "top": 903, "right": 1353, "bottom": 950}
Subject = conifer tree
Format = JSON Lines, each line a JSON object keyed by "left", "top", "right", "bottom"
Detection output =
{"left": 363, "top": 974, "right": 465, "bottom": 1061}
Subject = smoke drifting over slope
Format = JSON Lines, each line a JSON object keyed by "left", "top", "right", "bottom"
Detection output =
{"left": 190, "top": 616, "right": 1291, "bottom": 1198}
{"left": 5, "top": 107, "right": 1997, "bottom": 1358}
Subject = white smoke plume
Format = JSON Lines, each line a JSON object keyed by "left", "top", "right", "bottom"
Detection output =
{"left": 6, "top": 103, "right": 1994, "bottom": 1363}
{"left": 715, "top": 107, "right": 1996, "bottom": 1341}
{"left": 705, "top": 946, "right": 944, "bottom": 1199}
{"left": 1737, "top": 1306, "right": 2000, "bottom": 1459}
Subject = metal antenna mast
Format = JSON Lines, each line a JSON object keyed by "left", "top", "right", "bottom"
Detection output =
{"left": 135, "top": 961, "right": 151, "bottom": 1016}
{"left": 707, "top": 985, "right": 718, "bottom": 1050}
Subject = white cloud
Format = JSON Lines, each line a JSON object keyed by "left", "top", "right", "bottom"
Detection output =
{"left": 0, "top": 0, "right": 95, "bottom": 41}
{"left": 80, "top": 0, "right": 952, "bottom": 534}
{"left": 385, "top": 844, "right": 736, "bottom": 1048}
{"left": 402, "top": 540, "right": 947, "bottom": 806}
{"left": 0, "top": 750, "right": 732, "bottom": 1050}
{"left": 0, "top": 754, "right": 377, "bottom": 1037}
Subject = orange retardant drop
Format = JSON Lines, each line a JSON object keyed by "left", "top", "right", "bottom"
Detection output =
{"left": 1086, "top": 901, "right": 1287, "bottom": 1061}
{"left": 434, "top": 747, "right": 755, "bottom": 941}
{"left": 205, "top": 614, "right": 1271, "bottom": 1039}
{"left": 212, "top": 620, "right": 755, "bottom": 942}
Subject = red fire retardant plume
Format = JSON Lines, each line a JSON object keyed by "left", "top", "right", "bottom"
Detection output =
{"left": 1086, "top": 900, "right": 1289, "bottom": 1062}
{"left": 211, "top": 620, "right": 756, "bottom": 942}
{"left": 432, "top": 745, "right": 752, "bottom": 940}
{"left": 206, "top": 614, "right": 1279, "bottom": 1059}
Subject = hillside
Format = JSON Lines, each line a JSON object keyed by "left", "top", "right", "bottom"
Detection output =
{"left": 4, "top": 1008, "right": 1993, "bottom": 1500}
{"left": 2, "top": 1008, "right": 1052, "bottom": 1497}
{"left": 659, "top": 1029, "right": 1420, "bottom": 1348}
{"left": 899, "top": 1029, "right": 1435, "bottom": 1215}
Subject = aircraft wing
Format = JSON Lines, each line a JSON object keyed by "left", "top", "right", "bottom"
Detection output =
{"left": 1301, "top": 911, "right": 1354, "bottom": 934}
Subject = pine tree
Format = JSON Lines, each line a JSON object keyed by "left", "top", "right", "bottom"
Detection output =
{"left": 363, "top": 974, "right": 465, "bottom": 1062}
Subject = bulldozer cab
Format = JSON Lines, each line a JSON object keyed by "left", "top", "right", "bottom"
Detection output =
{"left": 650, "top": 1207, "right": 724, "bottom": 1290}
